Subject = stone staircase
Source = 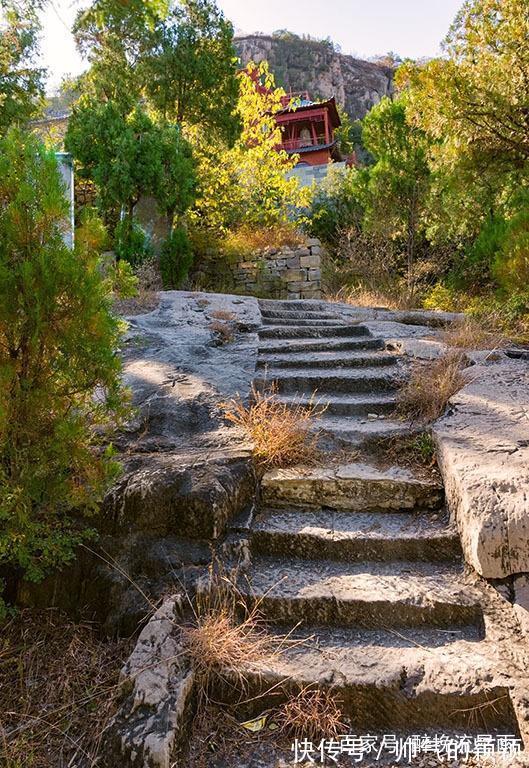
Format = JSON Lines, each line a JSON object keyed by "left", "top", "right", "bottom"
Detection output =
{"left": 216, "top": 300, "right": 525, "bottom": 761}
{"left": 255, "top": 299, "right": 411, "bottom": 448}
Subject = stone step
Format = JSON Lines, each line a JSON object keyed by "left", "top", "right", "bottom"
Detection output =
{"left": 314, "top": 415, "right": 413, "bottom": 448}
{"left": 273, "top": 392, "right": 397, "bottom": 416}
{"left": 238, "top": 556, "right": 483, "bottom": 629}
{"left": 257, "top": 351, "right": 397, "bottom": 369}
{"left": 260, "top": 308, "right": 339, "bottom": 321}
{"left": 258, "top": 325, "right": 370, "bottom": 340}
{"left": 254, "top": 368, "right": 399, "bottom": 395}
{"left": 257, "top": 337, "right": 384, "bottom": 355}
{"left": 261, "top": 462, "right": 443, "bottom": 511}
{"left": 261, "top": 317, "right": 343, "bottom": 327}
{"left": 218, "top": 626, "right": 519, "bottom": 733}
{"left": 258, "top": 299, "right": 329, "bottom": 311}
{"left": 251, "top": 508, "right": 462, "bottom": 563}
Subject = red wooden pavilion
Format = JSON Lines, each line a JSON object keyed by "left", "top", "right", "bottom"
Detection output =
{"left": 276, "top": 92, "right": 342, "bottom": 166}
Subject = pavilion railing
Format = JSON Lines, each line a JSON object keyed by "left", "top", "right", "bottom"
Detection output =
{"left": 281, "top": 134, "right": 329, "bottom": 151}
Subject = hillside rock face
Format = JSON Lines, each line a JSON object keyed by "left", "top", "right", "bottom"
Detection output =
{"left": 234, "top": 35, "right": 394, "bottom": 119}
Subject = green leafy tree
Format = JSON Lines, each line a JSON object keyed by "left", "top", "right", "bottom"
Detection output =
{"left": 0, "top": 0, "right": 45, "bottom": 135}
{"left": 400, "top": 0, "right": 529, "bottom": 249}
{"left": 159, "top": 227, "right": 193, "bottom": 287}
{"left": 142, "top": 0, "right": 240, "bottom": 141}
{"left": 361, "top": 94, "right": 432, "bottom": 295}
{"left": 66, "top": 101, "right": 197, "bottom": 253}
{"left": 157, "top": 122, "right": 197, "bottom": 229}
{"left": 192, "top": 61, "right": 308, "bottom": 234}
{"left": 66, "top": 101, "right": 159, "bottom": 227}
{"left": 0, "top": 129, "right": 126, "bottom": 600}
{"left": 405, "top": 0, "right": 529, "bottom": 170}
{"left": 308, "top": 164, "right": 365, "bottom": 248}
{"left": 74, "top": 0, "right": 239, "bottom": 142}
{"left": 73, "top": 0, "right": 165, "bottom": 113}
{"left": 334, "top": 105, "right": 354, "bottom": 157}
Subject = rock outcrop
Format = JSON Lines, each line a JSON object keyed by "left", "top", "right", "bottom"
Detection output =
{"left": 434, "top": 359, "right": 529, "bottom": 579}
{"left": 234, "top": 34, "right": 394, "bottom": 119}
{"left": 17, "top": 292, "right": 261, "bottom": 634}
{"left": 104, "top": 597, "right": 193, "bottom": 768}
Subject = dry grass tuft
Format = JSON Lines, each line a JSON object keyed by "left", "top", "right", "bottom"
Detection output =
{"left": 209, "top": 319, "right": 235, "bottom": 344}
{"left": 115, "top": 288, "right": 160, "bottom": 316}
{"left": 277, "top": 687, "right": 347, "bottom": 742}
{"left": 210, "top": 309, "right": 236, "bottom": 322}
{"left": 181, "top": 606, "right": 276, "bottom": 699}
{"left": 326, "top": 285, "right": 417, "bottom": 311}
{"left": 397, "top": 352, "right": 470, "bottom": 423}
{"left": 221, "top": 386, "right": 324, "bottom": 468}
{"left": 223, "top": 223, "right": 304, "bottom": 259}
{"left": 0, "top": 608, "right": 130, "bottom": 768}
{"left": 442, "top": 316, "right": 505, "bottom": 350}
{"left": 180, "top": 567, "right": 293, "bottom": 707}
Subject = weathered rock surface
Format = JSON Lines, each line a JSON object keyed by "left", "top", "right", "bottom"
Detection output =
{"left": 104, "top": 597, "right": 194, "bottom": 768}
{"left": 434, "top": 359, "right": 529, "bottom": 579}
{"left": 234, "top": 34, "right": 393, "bottom": 120}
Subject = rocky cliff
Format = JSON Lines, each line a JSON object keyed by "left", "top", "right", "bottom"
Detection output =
{"left": 234, "top": 34, "right": 394, "bottom": 119}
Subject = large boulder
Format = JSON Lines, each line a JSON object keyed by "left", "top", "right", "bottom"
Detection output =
{"left": 434, "top": 359, "right": 529, "bottom": 578}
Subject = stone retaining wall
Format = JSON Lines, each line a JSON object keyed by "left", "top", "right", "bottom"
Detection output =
{"left": 232, "top": 237, "right": 322, "bottom": 299}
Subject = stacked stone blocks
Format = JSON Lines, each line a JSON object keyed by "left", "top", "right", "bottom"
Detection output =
{"left": 233, "top": 238, "right": 322, "bottom": 299}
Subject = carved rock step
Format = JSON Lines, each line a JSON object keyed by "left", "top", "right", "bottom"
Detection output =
{"left": 260, "top": 308, "right": 339, "bottom": 321}
{"left": 272, "top": 392, "right": 397, "bottom": 416}
{"left": 221, "top": 625, "right": 518, "bottom": 732}
{"left": 314, "top": 414, "right": 413, "bottom": 447}
{"left": 257, "top": 350, "right": 397, "bottom": 369}
{"left": 237, "top": 556, "right": 483, "bottom": 629}
{"left": 251, "top": 507, "right": 462, "bottom": 563}
{"left": 261, "top": 462, "right": 443, "bottom": 511}
{"left": 261, "top": 317, "right": 345, "bottom": 327}
{"left": 254, "top": 368, "right": 399, "bottom": 394}
{"left": 258, "top": 299, "right": 330, "bottom": 311}
{"left": 257, "top": 336, "right": 384, "bottom": 354}
{"left": 258, "top": 324, "right": 370, "bottom": 340}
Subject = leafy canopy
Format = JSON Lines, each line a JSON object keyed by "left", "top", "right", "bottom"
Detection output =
{"left": 192, "top": 61, "right": 308, "bottom": 234}
{"left": 65, "top": 101, "right": 197, "bottom": 248}
{"left": 74, "top": 0, "right": 239, "bottom": 140}
{"left": 0, "top": 0, "right": 45, "bottom": 135}
{"left": 142, "top": 0, "right": 240, "bottom": 141}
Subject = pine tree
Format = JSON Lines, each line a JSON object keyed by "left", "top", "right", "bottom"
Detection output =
{"left": 0, "top": 129, "right": 127, "bottom": 605}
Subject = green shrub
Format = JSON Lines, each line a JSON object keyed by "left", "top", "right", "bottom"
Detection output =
{"left": 114, "top": 218, "right": 152, "bottom": 266}
{"left": 493, "top": 206, "right": 529, "bottom": 292}
{"left": 160, "top": 228, "right": 194, "bottom": 288}
{"left": 0, "top": 129, "right": 128, "bottom": 608}
{"left": 307, "top": 165, "right": 365, "bottom": 249}
{"left": 453, "top": 214, "right": 508, "bottom": 289}
{"left": 423, "top": 283, "right": 463, "bottom": 312}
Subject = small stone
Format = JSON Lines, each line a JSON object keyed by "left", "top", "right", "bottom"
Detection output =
{"left": 285, "top": 269, "right": 304, "bottom": 282}
{"left": 300, "top": 255, "right": 320, "bottom": 268}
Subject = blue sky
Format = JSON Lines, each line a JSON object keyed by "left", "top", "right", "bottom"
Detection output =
{"left": 41, "top": 0, "right": 464, "bottom": 91}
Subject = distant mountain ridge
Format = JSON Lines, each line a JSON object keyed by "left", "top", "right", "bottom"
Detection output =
{"left": 234, "top": 34, "right": 394, "bottom": 120}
